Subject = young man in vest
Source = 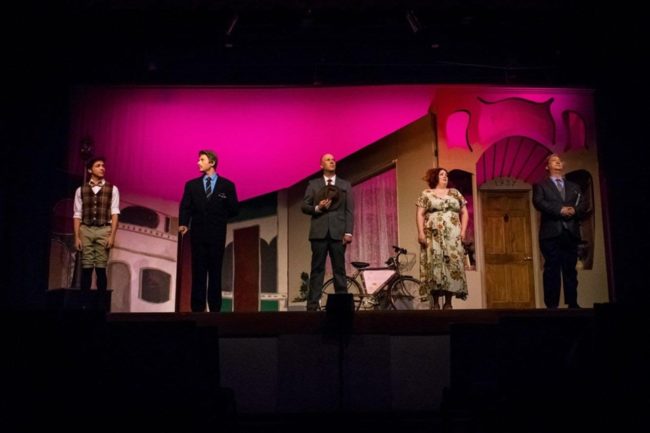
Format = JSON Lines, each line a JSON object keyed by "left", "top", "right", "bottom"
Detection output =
{"left": 73, "top": 156, "right": 120, "bottom": 291}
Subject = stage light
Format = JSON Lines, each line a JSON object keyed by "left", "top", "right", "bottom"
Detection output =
{"left": 324, "top": 293, "right": 354, "bottom": 337}
{"left": 224, "top": 13, "right": 238, "bottom": 48}
{"left": 406, "top": 10, "right": 422, "bottom": 33}
{"left": 225, "top": 13, "right": 239, "bottom": 37}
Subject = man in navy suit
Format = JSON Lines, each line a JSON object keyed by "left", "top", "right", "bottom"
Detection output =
{"left": 179, "top": 150, "right": 239, "bottom": 312}
{"left": 301, "top": 153, "right": 354, "bottom": 311}
{"left": 533, "top": 154, "right": 587, "bottom": 309}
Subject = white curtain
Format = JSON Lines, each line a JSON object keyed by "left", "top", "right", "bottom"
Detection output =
{"left": 345, "top": 168, "right": 398, "bottom": 272}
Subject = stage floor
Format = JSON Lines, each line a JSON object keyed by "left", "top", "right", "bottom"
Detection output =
{"left": 107, "top": 307, "right": 595, "bottom": 337}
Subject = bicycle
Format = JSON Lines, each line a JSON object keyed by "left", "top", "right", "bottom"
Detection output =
{"left": 320, "top": 245, "right": 423, "bottom": 310}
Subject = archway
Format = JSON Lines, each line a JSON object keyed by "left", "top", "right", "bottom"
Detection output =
{"left": 477, "top": 137, "right": 551, "bottom": 308}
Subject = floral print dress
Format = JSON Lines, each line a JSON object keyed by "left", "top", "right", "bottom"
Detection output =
{"left": 416, "top": 188, "right": 468, "bottom": 300}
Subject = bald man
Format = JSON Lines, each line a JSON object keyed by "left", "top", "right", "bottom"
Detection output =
{"left": 301, "top": 153, "right": 354, "bottom": 311}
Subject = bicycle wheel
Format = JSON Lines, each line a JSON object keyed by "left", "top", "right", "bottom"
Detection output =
{"left": 387, "top": 276, "right": 423, "bottom": 310}
{"left": 320, "top": 277, "right": 363, "bottom": 311}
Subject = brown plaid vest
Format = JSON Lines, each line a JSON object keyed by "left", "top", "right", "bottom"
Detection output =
{"left": 81, "top": 181, "right": 113, "bottom": 226}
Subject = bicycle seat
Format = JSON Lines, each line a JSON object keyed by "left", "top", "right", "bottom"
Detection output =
{"left": 351, "top": 261, "right": 370, "bottom": 269}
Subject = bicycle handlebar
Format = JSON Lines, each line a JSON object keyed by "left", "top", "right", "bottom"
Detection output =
{"left": 392, "top": 245, "right": 407, "bottom": 254}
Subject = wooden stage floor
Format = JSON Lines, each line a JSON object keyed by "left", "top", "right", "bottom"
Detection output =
{"left": 107, "top": 307, "right": 595, "bottom": 337}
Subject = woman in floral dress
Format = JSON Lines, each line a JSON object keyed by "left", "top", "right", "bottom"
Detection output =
{"left": 416, "top": 168, "right": 468, "bottom": 309}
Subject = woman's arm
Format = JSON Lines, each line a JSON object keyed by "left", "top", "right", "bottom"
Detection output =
{"left": 460, "top": 205, "right": 469, "bottom": 242}
{"left": 416, "top": 206, "right": 427, "bottom": 247}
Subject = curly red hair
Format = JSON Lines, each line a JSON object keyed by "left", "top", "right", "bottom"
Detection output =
{"left": 423, "top": 167, "right": 448, "bottom": 188}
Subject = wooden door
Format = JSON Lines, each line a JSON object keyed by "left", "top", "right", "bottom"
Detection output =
{"left": 482, "top": 191, "right": 535, "bottom": 308}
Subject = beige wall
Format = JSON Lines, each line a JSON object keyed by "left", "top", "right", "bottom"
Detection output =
{"left": 560, "top": 150, "right": 610, "bottom": 307}
{"left": 286, "top": 176, "right": 311, "bottom": 308}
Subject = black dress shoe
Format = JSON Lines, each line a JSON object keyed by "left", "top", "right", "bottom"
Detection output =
{"left": 567, "top": 304, "right": 582, "bottom": 309}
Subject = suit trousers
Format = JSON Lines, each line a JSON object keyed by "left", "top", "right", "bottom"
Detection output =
{"left": 190, "top": 240, "right": 226, "bottom": 312}
{"left": 307, "top": 236, "right": 347, "bottom": 310}
{"left": 539, "top": 230, "right": 579, "bottom": 308}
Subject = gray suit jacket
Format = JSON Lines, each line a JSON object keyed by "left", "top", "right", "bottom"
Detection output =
{"left": 301, "top": 177, "right": 354, "bottom": 240}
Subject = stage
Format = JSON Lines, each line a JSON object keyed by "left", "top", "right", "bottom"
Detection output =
{"left": 107, "top": 307, "right": 594, "bottom": 336}
{"left": 109, "top": 308, "right": 597, "bottom": 416}
{"left": 4, "top": 304, "right": 646, "bottom": 432}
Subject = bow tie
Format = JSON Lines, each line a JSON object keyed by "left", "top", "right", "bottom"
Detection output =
{"left": 89, "top": 181, "right": 103, "bottom": 187}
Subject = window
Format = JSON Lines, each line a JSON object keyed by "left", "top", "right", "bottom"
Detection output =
{"left": 140, "top": 268, "right": 171, "bottom": 303}
{"left": 120, "top": 206, "right": 160, "bottom": 229}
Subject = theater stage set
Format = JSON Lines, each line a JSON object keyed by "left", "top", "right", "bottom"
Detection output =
{"left": 4, "top": 1, "right": 648, "bottom": 430}
{"left": 19, "top": 82, "right": 647, "bottom": 432}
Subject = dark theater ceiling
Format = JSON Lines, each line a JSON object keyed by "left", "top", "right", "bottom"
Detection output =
{"left": 4, "top": 1, "right": 641, "bottom": 86}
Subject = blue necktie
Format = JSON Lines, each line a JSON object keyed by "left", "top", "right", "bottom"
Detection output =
{"left": 205, "top": 177, "right": 212, "bottom": 198}
{"left": 555, "top": 178, "right": 565, "bottom": 200}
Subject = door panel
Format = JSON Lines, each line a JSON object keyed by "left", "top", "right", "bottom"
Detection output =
{"left": 482, "top": 191, "right": 535, "bottom": 308}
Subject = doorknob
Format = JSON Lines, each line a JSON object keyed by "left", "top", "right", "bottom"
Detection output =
{"left": 522, "top": 256, "right": 533, "bottom": 261}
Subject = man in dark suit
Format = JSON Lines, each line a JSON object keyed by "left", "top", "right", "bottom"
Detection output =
{"left": 533, "top": 154, "right": 587, "bottom": 309}
{"left": 179, "top": 150, "right": 239, "bottom": 312}
{"left": 301, "top": 153, "right": 354, "bottom": 311}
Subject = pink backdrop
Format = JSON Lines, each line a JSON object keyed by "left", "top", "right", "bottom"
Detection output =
{"left": 68, "top": 85, "right": 436, "bottom": 201}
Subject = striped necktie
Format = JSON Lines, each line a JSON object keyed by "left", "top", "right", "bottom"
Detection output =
{"left": 555, "top": 178, "right": 565, "bottom": 200}
{"left": 205, "top": 177, "right": 212, "bottom": 198}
